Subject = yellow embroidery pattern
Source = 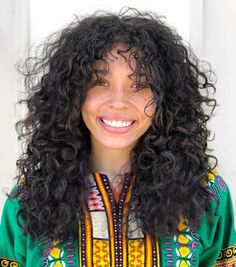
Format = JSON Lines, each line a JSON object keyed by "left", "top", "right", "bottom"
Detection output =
{"left": 47, "top": 242, "right": 66, "bottom": 267}
{"left": 0, "top": 257, "right": 19, "bottom": 267}
{"left": 213, "top": 243, "right": 236, "bottom": 267}
{"left": 81, "top": 174, "right": 161, "bottom": 267}
{"left": 93, "top": 239, "right": 110, "bottom": 267}
{"left": 128, "top": 239, "right": 145, "bottom": 267}
{"left": 175, "top": 219, "right": 198, "bottom": 267}
{"left": 208, "top": 169, "right": 217, "bottom": 180}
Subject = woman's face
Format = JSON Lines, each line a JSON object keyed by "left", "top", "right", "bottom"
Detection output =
{"left": 81, "top": 45, "right": 155, "bottom": 153}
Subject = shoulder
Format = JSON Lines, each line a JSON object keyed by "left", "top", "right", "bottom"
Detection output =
{"left": 0, "top": 187, "right": 22, "bottom": 235}
{"left": 206, "top": 170, "right": 231, "bottom": 213}
{"left": 207, "top": 170, "right": 228, "bottom": 193}
{"left": 207, "top": 170, "right": 228, "bottom": 192}
{"left": 0, "top": 177, "right": 26, "bottom": 231}
{"left": 2, "top": 192, "right": 21, "bottom": 215}
{"left": 0, "top": 182, "right": 43, "bottom": 266}
{"left": 5, "top": 176, "right": 25, "bottom": 208}
{"left": 197, "top": 170, "right": 236, "bottom": 266}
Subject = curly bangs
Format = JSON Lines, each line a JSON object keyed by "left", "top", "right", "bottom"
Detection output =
{"left": 14, "top": 7, "right": 217, "bottom": 241}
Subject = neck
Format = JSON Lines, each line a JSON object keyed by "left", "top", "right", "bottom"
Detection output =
{"left": 90, "top": 145, "right": 131, "bottom": 179}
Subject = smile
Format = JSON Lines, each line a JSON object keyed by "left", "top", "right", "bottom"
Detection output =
{"left": 101, "top": 118, "right": 133, "bottom": 128}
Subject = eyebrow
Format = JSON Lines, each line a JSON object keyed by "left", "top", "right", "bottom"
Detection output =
{"left": 128, "top": 72, "right": 148, "bottom": 80}
{"left": 92, "top": 69, "right": 148, "bottom": 80}
{"left": 93, "top": 69, "right": 147, "bottom": 78}
{"left": 93, "top": 69, "right": 109, "bottom": 75}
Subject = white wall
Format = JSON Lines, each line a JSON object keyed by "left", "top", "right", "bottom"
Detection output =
{"left": 191, "top": 0, "right": 236, "bottom": 209}
{"left": 30, "top": 0, "right": 190, "bottom": 45}
{"left": 0, "top": 0, "right": 29, "bottom": 217}
{"left": 0, "top": 0, "right": 235, "bottom": 219}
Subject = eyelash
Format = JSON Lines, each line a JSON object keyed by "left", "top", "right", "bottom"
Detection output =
{"left": 133, "top": 82, "right": 150, "bottom": 90}
{"left": 92, "top": 79, "right": 150, "bottom": 90}
{"left": 95, "top": 79, "right": 108, "bottom": 86}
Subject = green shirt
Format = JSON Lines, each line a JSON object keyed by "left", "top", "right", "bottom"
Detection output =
{"left": 0, "top": 171, "right": 236, "bottom": 267}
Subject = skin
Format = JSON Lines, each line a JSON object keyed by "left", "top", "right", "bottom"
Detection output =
{"left": 82, "top": 44, "right": 155, "bottom": 187}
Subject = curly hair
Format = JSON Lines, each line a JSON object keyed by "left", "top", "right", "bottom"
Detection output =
{"left": 13, "top": 7, "right": 217, "bottom": 242}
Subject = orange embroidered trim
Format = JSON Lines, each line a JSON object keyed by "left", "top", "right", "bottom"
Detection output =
{"left": 83, "top": 207, "right": 93, "bottom": 267}
{"left": 122, "top": 176, "right": 135, "bottom": 267}
{"left": 145, "top": 234, "right": 153, "bottom": 267}
{"left": 156, "top": 239, "right": 161, "bottom": 267}
{"left": 213, "top": 256, "right": 236, "bottom": 267}
{"left": 94, "top": 173, "right": 116, "bottom": 267}
{"left": 213, "top": 243, "right": 236, "bottom": 267}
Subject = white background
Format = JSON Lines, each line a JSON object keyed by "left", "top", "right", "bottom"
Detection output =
{"left": 0, "top": 0, "right": 235, "bottom": 220}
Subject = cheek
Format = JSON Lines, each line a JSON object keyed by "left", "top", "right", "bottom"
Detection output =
{"left": 81, "top": 98, "right": 94, "bottom": 127}
{"left": 81, "top": 100, "right": 89, "bottom": 118}
{"left": 81, "top": 93, "right": 99, "bottom": 115}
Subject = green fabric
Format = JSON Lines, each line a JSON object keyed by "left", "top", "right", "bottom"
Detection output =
{"left": 0, "top": 197, "right": 42, "bottom": 267}
{"left": 198, "top": 177, "right": 236, "bottom": 266}
{"left": 0, "top": 173, "right": 235, "bottom": 267}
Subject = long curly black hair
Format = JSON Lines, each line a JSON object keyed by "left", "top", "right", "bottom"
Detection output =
{"left": 13, "top": 7, "right": 217, "bottom": 242}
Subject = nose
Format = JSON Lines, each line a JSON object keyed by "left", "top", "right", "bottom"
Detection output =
{"left": 108, "top": 85, "right": 131, "bottom": 109}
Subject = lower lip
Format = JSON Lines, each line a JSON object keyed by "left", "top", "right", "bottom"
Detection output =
{"left": 97, "top": 118, "right": 136, "bottom": 134}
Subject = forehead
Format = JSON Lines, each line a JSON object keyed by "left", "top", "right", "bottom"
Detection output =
{"left": 93, "top": 44, "right": 137, "bottom": 71}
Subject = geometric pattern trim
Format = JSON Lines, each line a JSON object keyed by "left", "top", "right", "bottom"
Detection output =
{"left": 79, "top": 173, "right": 160, "bottom": 267}
{"left": 213, "top": 243, "right": 236, "bottom": 267}
{"left": 0, "top": 257, "right": 19, "bottom": 267}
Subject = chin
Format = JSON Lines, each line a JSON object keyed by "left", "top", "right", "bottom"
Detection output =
{"left": 101, "top": 141, "right": 136, "bottom": 151}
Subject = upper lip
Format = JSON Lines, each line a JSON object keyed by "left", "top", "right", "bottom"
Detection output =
{"left": 99, "top": 116, "right": 135, "bottom": 121}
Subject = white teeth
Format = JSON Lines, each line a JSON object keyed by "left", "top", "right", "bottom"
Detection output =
{"left": 102, "top": 119, "right": 133, "bottom": 128}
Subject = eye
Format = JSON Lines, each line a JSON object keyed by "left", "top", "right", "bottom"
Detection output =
{"left": 133, "top": 82, "right": 150, "bottom": 91}
{"left": 91, "top": 79, "right": 109, "bottom": 87}
{"left": 97, "top": 79, "right": 108, "bottom": 86}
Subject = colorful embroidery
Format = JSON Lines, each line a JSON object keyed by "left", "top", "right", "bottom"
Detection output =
{"left": 80, "top": 173, "right": 160, "bottom": 267}
{"left": 83, "top": 207, "right": 93, "bottom": 267}
{"left": 65, "top": 238, "right": 77, "bottom": 266}
{"left": 208, "top": 170, "right": 227, "bottom": 196}
{"left": 207, "top": 171, "right": 221, "bottom": 200}
{"left": 175, "top": 219, "right": 199, "bottom": 266}
{"left": 43, "top": 242, "right": 65, "bottom": 267}
{"left": 42, "top": 238, "right": 77, "bottom": 267}
{"left": 162, "top": 217, "right": 199, "bottom": 267}
{"left": 88, "top": 187, "right": 104, "bottom": 211}
{"left": 145, "top": 233, "right": 155, "bottom": 267}
{"left": 162, "top": 237, "right": 175, "bottom": 265}
{"left": 93, "top": 239, "right": 110, "bottom": 267}
{"left": 0, "top": 257, "right": 19, "bottom": 267}
{"left": 90, "top": 211, "right": 109, "bottom": 238}
{"left": 128, "top": 239, "right": 145, "bottom": 267}
{"left": 213, "top": 243, "right": 236, "bottom": 267}
{"left": 37, "top": 170, "right": 234, "bottom": 267}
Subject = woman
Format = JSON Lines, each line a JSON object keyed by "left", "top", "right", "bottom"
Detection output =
{"left": 0, "top": 8, "right": 235, "bottom": 267}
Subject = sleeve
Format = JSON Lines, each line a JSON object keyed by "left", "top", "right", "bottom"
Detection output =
{"left": 0, "top": 197, "right": 27, "bottom": 267}
{"left": 199, "top": 171, "right": 236, "bottom": 267}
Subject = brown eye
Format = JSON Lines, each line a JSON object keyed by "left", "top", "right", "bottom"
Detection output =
{"left": 90, "top": 79, "right": 108, "bottom": 87}
{"left": 96, "top": 79, "right": 108, "bottom": 86}
{"left": 133, "top": 82, "right": 150, "bottom": 91}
